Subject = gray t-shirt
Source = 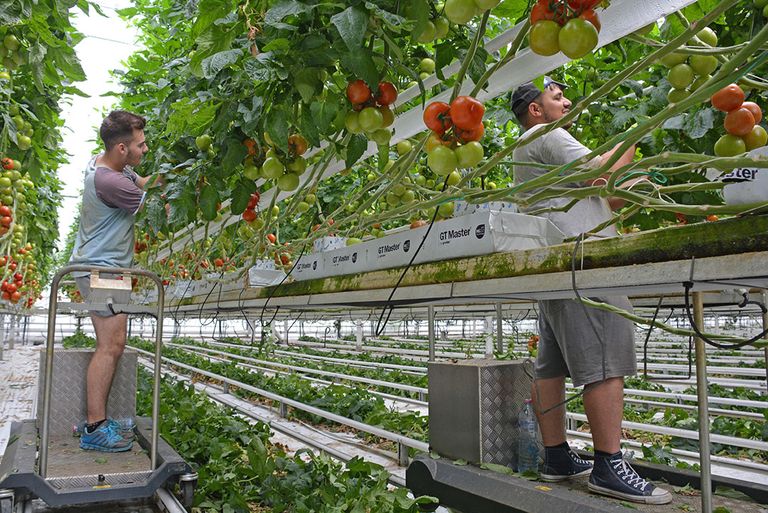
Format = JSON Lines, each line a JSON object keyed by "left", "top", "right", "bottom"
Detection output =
{"left": 513, "top": 126, "right": 617, "bottom": 238}
{"left": 69, "top": 155, "right": 145, "bottom": 277}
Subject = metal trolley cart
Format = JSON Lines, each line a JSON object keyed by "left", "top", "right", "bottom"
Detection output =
{"left": 0, "top": 265, "right": 197, "bottom": 512}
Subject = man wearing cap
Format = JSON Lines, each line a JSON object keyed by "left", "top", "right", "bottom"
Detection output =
{"left": 511, "top": 78, "right": 671, "bottom": 505}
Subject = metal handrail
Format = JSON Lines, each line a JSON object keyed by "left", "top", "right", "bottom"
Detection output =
{"left": 40, "top": 265, "right": 165, "bottom": 477}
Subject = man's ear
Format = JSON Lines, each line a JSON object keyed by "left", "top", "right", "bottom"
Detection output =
{"left": 528, "top": 102, "right": 541, "bottom": 120}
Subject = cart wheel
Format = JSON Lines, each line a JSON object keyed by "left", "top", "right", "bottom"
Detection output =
{"left": 180, "top": 480, "right": 195, "bottom": 509}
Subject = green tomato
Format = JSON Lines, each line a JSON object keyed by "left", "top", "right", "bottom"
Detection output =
{"left": 243, "top": 165, "right": 260, "bottom": 180}
{"left": 689, "top": 55, "right": 718, "bottom": 76}
{"left": 667, "top": 88, "right": 690, "bottom": 103}
{"left": 714, "top": 134, "right": 746, "bottom": 157}
{"left": 287, "top": 156, "right": 307, "bottom": 174}
{"left": 415, "top": 175, "right": 426, "bottom": 186}
{"left": 401, "top": 190, "right": 416, "bottom": 203}
{"left": 261, "top": 157, "right": 285, "bottom": 179}
{"left": 425, "top": 179, "right": 436, "bottom": 189}
{"left": 437, "top": 202, "right": 454, "bottom": 218}
{"left": 756, "top": 0, "right": 768, "bottom": 8}
{"left": 386, "top": 192, "right": 401, "bottom": 207}
{"left": 8, "top": 104, "right": 19, "bottom": 116}
{"left": 744, "top": 125, "right": 768, "bottom": 151}
{"left": 305, "top": 193, "right": 317, "bottom": 204}
{"left": 347, "top": 237, "right": 362, "bottom": 246}
{"left": 0, "top": 71, "right": 9, "bottom": 80}
{"left": 558, "top": 18, "right": 598, "bottom": 60}
{"left": 689, "top": 75, "right": 710, "bottom": 92}
{"left": 446, "top": 170, "right": 462, "bottom": 186}
{"left": 12, "top": 116, "right": 23, "bottom": 130}
{"left": 454, "top": 141, "right": 484, "bottom": 168}
{"left": 367, "top": 172, "right": 377, "bottom": 182}
{"left": 392, "top": 183, "right": 407, "bottom": 196}
{"left": 345, "top": 111, "right": 363, "bottom": 134}
{"left": 195, "top": 134, "right": 212, "bottom": 151}
{"left": 277, "top": 172, "right": 300, "bottom": 191}
{"left": 428, "top": 145, "right": 458, "bottom": 176}
{"left": 271, "top": 205, "right": 280, "bottom": 217}
{"left": 434, "top": 17, "right": 450, "bottom": 39}
{"left": 0, "top": 177, "right": 11, "bottom": 188}
{"left": 358, "top": 107, "right": 384, "bottom": 132}
{"left": 419, "top": 71, "right": 431, "bottom": 81}
{"left": 445, "top": 0, "right": 476, "bottom": 25}
{"left": 659, "top": 52, "right": 687, "bottom": 67}
{"left": 419, "top": 58, "right": 436, "bottom": 73}
{"left": 371, "top": 128, "right": 391, "bottom": 146}
{"left": 764, "top": 3, "right": 768, "bottom": 17}
{"left": 529, "top": 21, "right": 561, "bottom": 57}
{"left": 486, "top": 181, "right": 497, "bottom": 190}
{"left": 3, "top": 35, "right": 20, "bottom": 51}
{"left": 297, "top": 201, "right": 310, "bottom": 212}
{"left": 397, "top": 140, "right": 413, "bottom": 156}
{"left": 413, "top": 20, "right": 436, "bottom": 43}
{"left": 668, "top": 63, "right": 694, "bottom": 89}
{"left": 693, "top": 26, "right": 718, "bottom": 47}
{"left": 16, "top": 135, "right": 31, "bottom": 151}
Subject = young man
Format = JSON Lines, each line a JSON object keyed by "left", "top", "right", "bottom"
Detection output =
{"left": 511, "top": 78, "right": 671, "bottom": 505}
{"left": 69, "top": 110, "right": 150, "bottom": 452}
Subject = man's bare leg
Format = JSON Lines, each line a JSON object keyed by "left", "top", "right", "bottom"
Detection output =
{"left": 531, "top": 376, "right": 566, "bottom": 445}
{"left": 583, "top": 376, "right": 624, "bottom": 454}
{"left": 86, "top": 313, "right": 127, "bottom": 423}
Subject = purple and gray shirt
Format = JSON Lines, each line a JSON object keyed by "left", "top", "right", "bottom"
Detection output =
{"left": 69, "top": 155, "right": 145, "bottom": 276}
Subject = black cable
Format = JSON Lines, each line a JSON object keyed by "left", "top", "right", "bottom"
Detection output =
{"left": 374, "top": 176, "right": 451, "bottom": 337}
{"left": 259, "top": 215, "right": 318, "bottom": 327}
{"left": 682, "top": 280, "right": 768, "bottom": 349}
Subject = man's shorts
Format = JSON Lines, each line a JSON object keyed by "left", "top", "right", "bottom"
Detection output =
{"left": 74, "top": 274, "right": 132, "bottom": 318}
{"left": 535, "top": 296, "right": 637, "bottom": 387}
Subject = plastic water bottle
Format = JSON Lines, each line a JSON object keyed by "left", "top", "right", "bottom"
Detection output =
{"left": 517, "top": 399, "right": 539, "bottom": 473}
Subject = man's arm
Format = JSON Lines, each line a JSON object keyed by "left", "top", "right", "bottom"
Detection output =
{"left": 586, "top": 142, "right": 645, "bottom": 210}
{"left": 135, "top": 173, "right": 164, "bottom": 190}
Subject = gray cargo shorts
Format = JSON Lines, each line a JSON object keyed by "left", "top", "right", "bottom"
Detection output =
{"left": 75, "top": 274, "right": 132, "bottom": 318}
{"left": 535, "top": 296, "right": 637, "bottom": 387}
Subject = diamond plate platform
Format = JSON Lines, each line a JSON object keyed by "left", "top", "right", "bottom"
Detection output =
{"left": 428, "top": 359, "right": 540, "bottom": 469}
{"left": 36, "top": 349, "right": 137, "bottom": 437}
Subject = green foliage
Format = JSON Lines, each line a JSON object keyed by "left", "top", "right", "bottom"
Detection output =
{"left": 61, "top": 329, "right": 96, "bottom": 348}
{"left": 136, "top": 367, "right": 437, "bottom": 512}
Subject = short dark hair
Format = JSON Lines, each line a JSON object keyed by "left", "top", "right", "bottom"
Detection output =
{"left": 100, "top": 110, "right": 146, "bottom": 150}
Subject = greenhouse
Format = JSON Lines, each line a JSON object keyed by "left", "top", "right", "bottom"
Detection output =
{"left": 1, "top": 0, "right": 767, "bottom": 512}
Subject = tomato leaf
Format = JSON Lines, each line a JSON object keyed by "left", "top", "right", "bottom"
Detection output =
{"left": 340, "top": 48, "right": 379, "bottom": 90}
{"left": 345, "top": 134, "right": 368, "bottom": 168}
{"left": 264, "top": 0, "right": 315, "bottom": 30}
{"left": 265, "top": 107, "right": 290, "bottom": 152}
{"left": 684, "top": 108, "right": 715, "bottom": 140}
{"left": 331, "top": 6, "right": 368, "bottom": 52}
{"left": 202, "top": 49, "right": 243, "bottom": 79}
{"left": 310, "top": 101, "right": 338, "bottom": 135}
{"left": 295, "top": 68, "right": 321, "bottom": 104}
{"left": 199, "top": 184, "right": 220, "bottom": 221}
{"left": 230, "top": 180, "right": 258, "bottom": 215}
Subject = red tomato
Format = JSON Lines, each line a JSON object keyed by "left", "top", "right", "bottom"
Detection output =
{"left": 242, "top": 208, "right": 257, "bottom": 222}
{"left": 423, "top": 102, "right": 453, "bottom": 134}
{"left": 741, "top": 101, "right": 762, "bottom": 124}
{"left": 375, "top": 82, "right": 398, "bottom": 106}
{"left": 724, "top": 107, "right": 755, "bottom": 136}
{"left": 449, "top": 96, "right": 485, "bottom": 131}
{"left": 346, "top": 79, "right": 371, "bottom": 105}
{"left": 456, "top": 123, "right": 485, "bottom": 142}
{"left": 579, "top": 9, "right": 601, "bottom": 32}
{"left": 711, "top": 84, "right": 745, "bottom": 112}
{"left": 267, "top": 233, "right": 277, "bottom": 244}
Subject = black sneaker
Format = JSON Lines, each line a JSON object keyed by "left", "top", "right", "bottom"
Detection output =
{"left": 588, "top": 453, "right": 672, "bottom": 504}
{"left": 540, "top": 446, "right": 593, "bottom": 482}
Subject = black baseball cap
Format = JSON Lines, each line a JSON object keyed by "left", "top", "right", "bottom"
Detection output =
{"left": 511, "top": 76, "right": 568, "bottom": 120}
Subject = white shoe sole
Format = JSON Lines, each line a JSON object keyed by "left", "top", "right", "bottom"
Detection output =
{"left": 588, "top": 482, "right": 673, "bottom": 505}
{"left": 540, "top": 467, "right": 592, "bottom": 482}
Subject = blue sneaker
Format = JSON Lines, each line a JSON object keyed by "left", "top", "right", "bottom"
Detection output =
{"left": 75, "top": 418, "right": 136, "bottom": 440}
{"left": 79, "top": 421, "right": 133, "bottom": 452}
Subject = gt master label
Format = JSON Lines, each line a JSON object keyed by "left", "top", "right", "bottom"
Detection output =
{"left": 721, "top": 167, "right": 759, "bottom": 182}
{"left": 377, "top": 241, "right": 403, "bottom": 256}
{"left": 437, "top": 224, "right": 487, "bottom": 244}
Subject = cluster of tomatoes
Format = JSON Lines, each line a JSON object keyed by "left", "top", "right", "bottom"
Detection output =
{"left": 0, "top": 203, "right": 12, "bottom": 237}
{"left": 344, "top": 80, "right": 398, "bottom": 146}
{"left": 241, "top": 191, "right": 261, "bottom": 222}
{"left": 529, "top": 0, "right": 601, "bottom": 60}
{"left": 663, "top": 27, "right": 720, "bottom": 103}
{"left": 423, "top": 95, "right": 486, "bottom": 176}
{"left": 711, "top": 83, "right": 767, "bottom": 157}
{"left": 1, "top": 268, "right": 24, "bottom": 304}
{"left": 245, "top": 134, "right": 309, "bottom": 192}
